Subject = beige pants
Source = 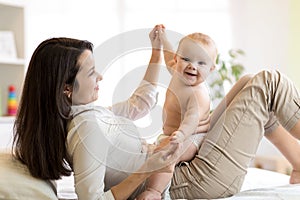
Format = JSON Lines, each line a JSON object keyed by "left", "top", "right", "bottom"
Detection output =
{"left": 169, "top": 70, "right": 300, "bottom": 199}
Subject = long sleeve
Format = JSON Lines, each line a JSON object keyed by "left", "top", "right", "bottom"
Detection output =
{"left": 110, "top": 80, "right": 158, "bottom": 120}
{"left": 67, "top": 105, "right": 148, "bottom": 200}
{"left": 67, "top": 117, "right": 113, "bottom": 200}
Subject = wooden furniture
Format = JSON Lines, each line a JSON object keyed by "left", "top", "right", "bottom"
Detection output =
{"left": 0, "top": 0, "right": 25, "bottom": 147}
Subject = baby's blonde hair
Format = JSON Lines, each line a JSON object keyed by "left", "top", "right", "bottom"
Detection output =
{"left": 178, "top": 32, "right": 218, "bottom": 66}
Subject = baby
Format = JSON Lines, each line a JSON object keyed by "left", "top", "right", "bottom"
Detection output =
{"left": 159, "top": 29, "right": 217, "bottom": 161}
{"left": 137, "top": 26, "right": 218, "bottom": 199}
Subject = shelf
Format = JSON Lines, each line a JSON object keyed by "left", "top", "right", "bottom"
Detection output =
{"left": 0, "top": 0, "right": 25, "bottom": 117}
{"left": 0, "top": 0, "right": 25, "bottom": 8}
{"left": 0, "top": 58, "right": 25, "bottom": 65}
{"left": 0, "top": 116, "right": 15, "bottom": 124}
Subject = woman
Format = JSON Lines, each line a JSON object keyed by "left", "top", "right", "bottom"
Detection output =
{"left": 11, "top": 25, "right": 300, "bottom": 200}
{"left": 10, "top": 26, "right": 178, "bottom": 200}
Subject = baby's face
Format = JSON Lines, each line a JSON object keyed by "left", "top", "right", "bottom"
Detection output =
{"left": 175, "top": 38, "right": 214, "bottom": 86}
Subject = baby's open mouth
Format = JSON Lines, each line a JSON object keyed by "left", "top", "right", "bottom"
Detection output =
{"left": 185, "top": 72, "right": 197, "bottom": 76}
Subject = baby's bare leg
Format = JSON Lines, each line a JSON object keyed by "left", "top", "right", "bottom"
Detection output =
{"left": 177, "top": 142, "right": 198, "bottom": 162}
{"left": 177, "top": 134, "right": 205, "bottom": 162}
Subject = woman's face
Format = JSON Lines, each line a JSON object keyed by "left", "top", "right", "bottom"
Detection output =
{"left": 72, "top": 50, "right": 102, "bottom": 105}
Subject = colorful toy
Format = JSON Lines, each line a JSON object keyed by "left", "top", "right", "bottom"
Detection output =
{"left": 7, "top": 85, "right": 18, "bottom": 116}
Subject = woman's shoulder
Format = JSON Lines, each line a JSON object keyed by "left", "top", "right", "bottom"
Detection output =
{"left": 70, "top": 103, "right": 112, "bottom": 118}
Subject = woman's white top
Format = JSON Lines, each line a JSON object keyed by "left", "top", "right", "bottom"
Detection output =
{"left": 67, "top": 81, "right": 158, "bottom": 200}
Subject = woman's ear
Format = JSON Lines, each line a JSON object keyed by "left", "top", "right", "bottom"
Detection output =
{"left": 63, "top": 84, "right": 73, "bottom": 98}
{"left": 210, "top": 65, "right": 216, "bottom": 72}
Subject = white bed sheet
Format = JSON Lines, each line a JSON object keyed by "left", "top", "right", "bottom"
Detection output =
{"left": 57, "top": 168, "right": 300, "bottom": 200}
{"left": 223, "top": 168, "right": 300, "bottom": 200}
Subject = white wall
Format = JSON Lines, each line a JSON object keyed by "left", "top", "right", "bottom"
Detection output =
{"left": 25, "top": 0, "right": 233, "bottom": 64}
{"left": 26, "top": 0, "right": 299, "bottom": 79}
{"left": 25, "top": 0, "right": 232, "bottom": 107}
{"left": 229, "top": 0, "right": 289, "bottom": 74}
{"left": 228, "top": 0, "right": 300, "bottom": 157}
{"left": 25, "top": 0, "right": 121, "bottom": 59}
{"left": 25, "top": 0, "right": 299, "bottom": 157}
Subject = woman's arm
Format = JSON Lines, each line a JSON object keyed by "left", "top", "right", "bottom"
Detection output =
{"left": 69, "top": 108, "right": 179, "bottom": 200}
{"left": 111, "top": 141, "right": 179, "bottom": 200}
{"left": 68, "top": 119, "right": 110, "bottom": 200}
{"left": 69, "top": 118, "right": 149, "bottom": 200}
{"left": 111, "top": 172, "right": 152, "bottom": 200}
{"left": 110, "top": 25, "right": 163, "bottom": 120}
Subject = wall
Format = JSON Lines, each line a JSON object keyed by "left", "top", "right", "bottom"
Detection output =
{"left": 229, "top": 0, "right": 289, "bottom": 73}
{"left": 25, "top": 0, "right": 121, "bottom": 60}
{"left": 288, "top": 0, "right": 300, "bottom": 86}
{"left": 25, "top": 0, "right": 232, "bottom": 64}
{"left": 229, "top": 0, "right": 300, "bottom": 88}
{"left": 229, "top": 0, "right": 300, "bottom": 157}
{"left": 24, "top": 0, "right": 299, "bottom": 156}
{"left": 26, "top": 0, "right": 232, "bottom": 109}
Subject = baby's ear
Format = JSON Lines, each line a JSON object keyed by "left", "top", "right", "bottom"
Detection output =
{"left": 210, "top": 65, "right": 216, "bottom": 72}
{"left": 174, "top": 54, "right": 178, "bottom": 63}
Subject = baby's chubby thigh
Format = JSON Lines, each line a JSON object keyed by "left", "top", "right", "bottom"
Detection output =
{"left": 178, "top": 133, "right": 206, "bottom": 162}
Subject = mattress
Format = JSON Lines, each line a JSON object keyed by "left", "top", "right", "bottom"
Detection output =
{"left": 57, "top": 168, "right": 300, "bottom": 200}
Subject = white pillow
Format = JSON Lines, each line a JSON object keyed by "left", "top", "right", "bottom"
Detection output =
{"left": 0, "top": 151, "right": 58, "bottom": 200}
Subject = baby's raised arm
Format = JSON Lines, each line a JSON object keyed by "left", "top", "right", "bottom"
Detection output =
{"left": 142, "top": 24, "right": 164, "bottom": 85}
{"left": 159, "top": 26, "right": 177, "bottom": 74}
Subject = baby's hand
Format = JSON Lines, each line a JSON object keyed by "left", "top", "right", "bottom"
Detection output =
{"left": 149, "top": 24, "right": 164, "bottom": 50}
{"left": 170, "top": 131, "right": 185, "bottom": 144}
{"left": 158, "top": 26, "right": 168, "bottom": 46}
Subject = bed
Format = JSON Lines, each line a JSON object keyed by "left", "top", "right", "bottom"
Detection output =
{"left": 1, "top": 132, "right": 299, "bottom": 199}
{"left": 57, "top": 167, "right": 300, "bottom": 200}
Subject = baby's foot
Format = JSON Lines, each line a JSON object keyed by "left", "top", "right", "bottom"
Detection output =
{"left": 290, "top": 169, "right": 300, "bottom": 184}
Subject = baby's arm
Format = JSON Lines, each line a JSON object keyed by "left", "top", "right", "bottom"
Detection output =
{"left": 171, "top": 91, "right": 210, "bottom": 144}
{"left": 159, "top": 26, "right": 177, "bottom": 74}
{"left": 142, "top": 24, "right": 163, "bottom": 85}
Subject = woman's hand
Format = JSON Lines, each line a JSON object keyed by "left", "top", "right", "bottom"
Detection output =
{"left": 149, "top": 24, "right": 164, "bottom": 50}
{"left": 139, "top": 142, "right": 179, "bottom": 174}
{"left": 170, "top": 130, "right": 185, "bottom": 144}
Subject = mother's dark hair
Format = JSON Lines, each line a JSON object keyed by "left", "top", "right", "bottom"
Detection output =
{"left": 13, "top": 37, "right": 93, "bottom": 180}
